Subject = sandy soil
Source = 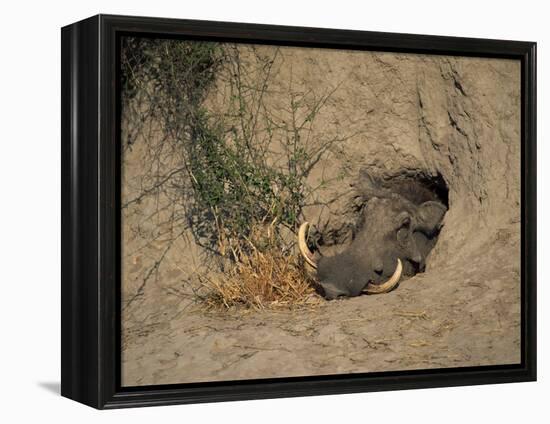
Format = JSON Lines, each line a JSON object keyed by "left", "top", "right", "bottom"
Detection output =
{"left": 120, "top": 45, "right": 521, "bottom": 386}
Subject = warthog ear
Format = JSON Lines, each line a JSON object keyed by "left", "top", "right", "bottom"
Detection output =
{"left": 353, "top": 171, "right": 386, "bottom": 201}
{"left": 416, "top": 201, "right": 447, "bottom": 236}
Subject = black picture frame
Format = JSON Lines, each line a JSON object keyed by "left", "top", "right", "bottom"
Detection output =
{"left": 61, "top": 14, "right": 537, "bottom": 409}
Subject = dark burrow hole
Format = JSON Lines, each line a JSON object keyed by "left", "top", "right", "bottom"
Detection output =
{"left": 416, "top": 172, "right": 449, "bottom": 208}
{"left": 369, "top": 171, "right": 449, "bottom": 209}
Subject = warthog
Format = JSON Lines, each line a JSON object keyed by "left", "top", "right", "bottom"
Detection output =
{"left": 298, "top": 174, "right": 447, "bottom": 299}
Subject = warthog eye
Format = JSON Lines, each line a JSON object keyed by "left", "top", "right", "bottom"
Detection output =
{"left": 397, "top": 215, "right": 411, "bottom": 243}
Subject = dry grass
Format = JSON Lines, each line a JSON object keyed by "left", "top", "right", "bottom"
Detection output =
{"left": 199, "top": 249, "right": 322, "bottom": 311}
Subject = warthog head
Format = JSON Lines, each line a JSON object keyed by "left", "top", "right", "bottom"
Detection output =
{"left": 298, "top": 174, "right": 447, "bottom": 299}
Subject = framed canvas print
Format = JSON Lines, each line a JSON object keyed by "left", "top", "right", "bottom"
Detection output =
{"left": 61, "top": 14, "right": 536, "bottom": 409}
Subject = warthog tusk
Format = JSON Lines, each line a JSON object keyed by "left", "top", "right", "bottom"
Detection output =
{"left": 298, "top": 222, "right": 317, "bottom": 269}
{"left": 363, "top": 258, "right": 402, "bottom": 294}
